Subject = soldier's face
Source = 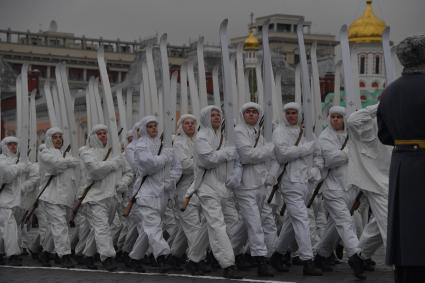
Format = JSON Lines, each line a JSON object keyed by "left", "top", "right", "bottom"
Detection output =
{"left": 7, "top": 142, "right": 17, "bottom": 154}
{"left": 243, "top": 107, "right": 259, "bottom": 126}
{"left": 96, "top": 130, "right": 108, "bottom": 146}
{"left": 210, "top": 110, "right": 221, "bottom": 130}
{"left": 146, "top": 122, "right": 158, "bottom": 138}
{"left": 330, "top": 113, "right": 344, "bottom": 131}
{"left": 285, "top": 109, "right": 298, "bottom": 126}
{"left": 51, "top": 133, "right": 63, "bottom": 149}
{"left": 182, "top": 119, "right": 196, "bottom": 137}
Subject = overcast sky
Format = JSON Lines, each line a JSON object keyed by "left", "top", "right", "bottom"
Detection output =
{"left": 1, "top": 0, "right": 424, "bottom": 46}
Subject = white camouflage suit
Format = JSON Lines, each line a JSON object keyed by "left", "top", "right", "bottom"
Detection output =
{"left": 79, "top": 124, "right": 126, "bottom": 261}
{"left": 273, "top": 102, "right": 323, "bottom": 261}
{"left": 346, "top": 104, "right": 391, "bottom": 260}
{"left": 315, "top": 106, "right": 360, "bottom": 258}
{"left": 133, "top": 115, "right": 182, "bottom": 260}
{"left": 171, "top": 114, "right": 209, "bottom": 262}
{"left": 38, "top": 127, "right": 80, "bottom": 257}
{"left": 194, "top": 105, "right": 245, "bottom": 269}
{"left": 234, "top": 102, "right": 277, "bottom": 257}
{"left": 0, "top": 137, "right": 36, "bottom": 257}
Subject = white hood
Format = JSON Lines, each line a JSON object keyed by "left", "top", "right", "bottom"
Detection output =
{"left": 88, "top": 124, "right": 109, "bottom": 148}
{"left": 0, "top": 136, "right": 19, "bottom": 158}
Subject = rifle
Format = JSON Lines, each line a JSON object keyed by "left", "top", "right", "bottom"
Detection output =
{"left": 69, "top": 147, "right": 112, "bottom": 227}
{"left": 253, "top": 116, "right": 265, "bottom": 148}
{"left": 181, "top": 120, "right": 226, "bottom": 212}
{"left": 22, "top": 145, "right": 71, "bottom": 226}
{"left": 350, "top": 191, "right": 363, "bottom": 215}
{"left": 122, "top": 134, "right": 164, "bottom": 217}
{"left": 267, "top": 127, "right": 304, "bottom": 204}
{"left": 306, "top": 135, "right": 349, "bottom": 208}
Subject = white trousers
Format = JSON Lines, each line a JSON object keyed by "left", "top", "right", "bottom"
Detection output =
{"left": 316, "top": 188, "right": 360, "bottom": 257}
{"left": 234, "top": 188, "right": 277, "bottom": 257}
{"left": 137, "top": 195, "right": 170, "bottom": 259}
{"left": 197, "top": 183, "right": 238, "bottom": 268}
{"left": 39, "top": 201, "right": 72, "bottom": 257}
{"left": 85, "top": 197, "right": 117, "bottom": 261}
{"left": 174, "top": 194, "right": 208, "bottom": 262}
{"left": 275, "top": 181, "right": 314, "bottom": 260}
{"left": 0, "top": 208, "right": 21, "bottom": 256}
{"left": 358, "top": 190, "right": 388, "bottom": 259}
{"left": 128, "top": 204, "right": 149, "bottom": 260}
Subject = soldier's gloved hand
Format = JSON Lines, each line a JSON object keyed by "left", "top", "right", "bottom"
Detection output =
{"left": 65, "top": 157, "right": 80, "bottom": 168}
{"left": 223, "top": 146, "right": 237, "bottom": 161}
{"left": 16, "top": 162, "right": 30, "bottom": 174}
{"left": 301, "top": 140, "right": 316, "bottom": 156}
{"left": 308, "top": 167, "right": 321, "bottom": 182}
{"left": 162, "top": 148, "right": 174, "bottom": 163}
{"left": 264, "top": 173, "right": 277, "bottom": 187}
{"left": 112, "top": 155, "right": 125, "bottom": 170}
{"left": 115, "top": 181, "right": 127, "bottom": 193}
{"left": 264, "top": 143, "right": 275, "bottom": 157}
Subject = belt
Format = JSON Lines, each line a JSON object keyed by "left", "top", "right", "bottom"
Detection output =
{"left": 395, "top": 140, "right": 425, "bottom": 149}
{"left": 394, "top": 140, "right": 425, "bottom": 151}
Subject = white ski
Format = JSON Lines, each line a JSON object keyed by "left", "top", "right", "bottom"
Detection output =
{"left": 236, "top": 43, "right": 246, "bottom": 110}
{"left": 170, "top": 71, "right": 178, "bottom": 133}
{"left": 126, "top": 88, "right": 133, "bottom": 128}
{"left": 97, "top": 47, "right": 120, "bottom": 157}
{"left": 187, "top": 60, "right": 200, "bottom": 118}
{"left": 146, "top": 44, "right": 159, "bottom": 117}
{"left": 29, "top": 90, "right": 37, "bottom": 162}
{"left": 93, "top": 78, "right": 106, "bottom": 125}
{"left": 197, "top": 36, "right": 208, "bottom": 108}
{"left": 54, "top": 65, "right": 71, "bottom": 149}
{"left": 255, "top": 59, "right": 264, "bottom": 107}
{"left": 19, "top": 64, "right": 29, "bottom": 162}
{"left": 295, "top": 64, "right": 302, "bottom": 106}
{"left": 180, "top": 62, "right": 189, "bottom": 114}
{"left": 141, "top": 61, "right": 151, "bottom": 117}
{"left": 212, "top": 64, "right": 221, "bottom": 107}
{"left": 310, "top": 41, "right": 324, "bottom": 135}
{"left": 43, "top": 81, "right": 58, "bottom": 127}
{"left": 116, "top": 88, "right": 127, "bottom": 144}
{"left": 382, "top": 26, "right": 396, "bottom": 84}
{"left": 261, "top": 21, "right": 274, "bottom": 142}
{"left": 219, "top": 19, "right": 236, "bottom": 149}
{"left": 333, "top": 60, "right": 342, "bottom": 106}
{"left": 339, "top": 25, "right": 361, "bottom": 115}
{"left": 296, "top": 22, "right": 313, "bottom": 140}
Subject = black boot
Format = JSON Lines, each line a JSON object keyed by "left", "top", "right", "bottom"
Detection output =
{"left": 235, "top": 254, "right": 251, "bottom": 270}
{"left": 302, "top": 259, "right": 323, "bottom": 276}
{"left": 101, "top": 257, "right": 117, "bottom": 272}
{"left": 185, "top": 260, "right": 204, "bottom": 275}
{"left": 206, "top": 251, "right": 219, "bottom": 270}
{"left": 61, "top": 254, "right": 75, "bottom": 268}
{"left": 8, "top": 255, "right": 23, "bottom": 266}
{"left": 38, "top": 251, "right": 51, "bottom": 267}
{"left": 128, "top": 258, "right": 146, "bottom": 273}
{"left": 314, "top": 254, "right": 333, "bottom": 272}
{"left": 223, "top": 265, "right": 243, "bottom": 279}
{"left": 255, "top": 256, "right": 274, "bottom": 277}
{"left": 270, "top": 252, "right": 289, "bottom": 272}
{"left": 283, "top": 251, "right": 292, "bottom": 267}
{"left": 292, "top": 256, "right": 304, "bottom": 266}
{"left": 348, "top": 253, "right": 366, "bottom": 280}
{"left": 84, "top": 256, "right": 97, "bottom": 269}
{"left": 0, "top": 254, "right": 4, "bottom": 265}
{"left": 168, "top": 255, "right": 184, "bottom": 271}
{"left": 156, "top": 255, "right": 172, "bottom": 273}
{"left": 335, "top": 244, "right": 344, "bottom": 260}
{"left": 198, "top": 260, "right": 212, "bottom": 273}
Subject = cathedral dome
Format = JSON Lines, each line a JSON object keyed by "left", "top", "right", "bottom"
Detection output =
{"left": 244, "top": 30, "right": 260, "bottom": 50}
{"left": 348, "top": 0, "right": 386, "bottom": 43}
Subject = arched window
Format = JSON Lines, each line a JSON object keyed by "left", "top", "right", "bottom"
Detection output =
{"left": 359, "top": 81, "right": 366, "bottom": 88}
{"left": 359, "top": 55, "right": 367, "bottom": 74}
{"left": 375, "top": 55, "right": 381, "bottom": 74}
{"left": 372, "top": 81, "right": 379, "bottom": 88}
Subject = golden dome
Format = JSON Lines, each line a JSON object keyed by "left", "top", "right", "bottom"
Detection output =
{"left": 244, "top": 30, "right": 260, "bottom": 50}
{"left": 348, "top": 0, "right": 386, "bottom": 43}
